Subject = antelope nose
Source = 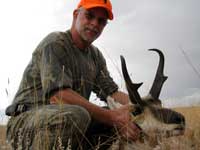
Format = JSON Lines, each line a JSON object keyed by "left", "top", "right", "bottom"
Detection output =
{"left": 173, "top": 114, "right": 185, "bottom": 125}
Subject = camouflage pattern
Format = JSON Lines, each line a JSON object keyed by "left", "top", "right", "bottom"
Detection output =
{"left": 6, "top": 30, "right": 118, "bottom": 149}
{"left": 7, "top": 105, "right": 116, "bottom": 150}
{"left": 7, "top": 104, "right": 91, "bottom": 149}
{"left": 8, "top": 30, "right": 118, "bottom": 108}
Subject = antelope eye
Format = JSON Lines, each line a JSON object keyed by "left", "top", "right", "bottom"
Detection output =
{"left": 131, "top": 109, "right": 145, "bottom": 125}
{"left": 132, "top": 107, "right": 143, "bottom": 116}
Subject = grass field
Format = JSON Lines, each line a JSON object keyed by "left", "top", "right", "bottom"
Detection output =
{"left": 0, "top": 124, "right": 11, "bottom": 150}
{"left": 0, "top": 106, "right": 200, "bottom": 150}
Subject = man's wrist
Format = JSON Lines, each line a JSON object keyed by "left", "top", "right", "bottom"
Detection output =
{"left": 106, "top": 109, "right": 118, "bottom": 127}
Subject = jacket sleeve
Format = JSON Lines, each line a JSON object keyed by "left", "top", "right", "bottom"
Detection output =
{"left": 92, "top": 49, "right": 118, "bottom": 101}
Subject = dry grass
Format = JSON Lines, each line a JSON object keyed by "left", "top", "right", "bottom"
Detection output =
{"left": 0, "top": 106, "right": 200, "bottom": 150}
{"left": 0, "top": 125, "right": 11, "bottom": 150}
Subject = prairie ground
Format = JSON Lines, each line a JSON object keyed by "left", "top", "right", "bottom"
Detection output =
{"left": 0, "top": 106, "right": 200, "bottom": 150}
{"left": 0, "top": 125, "right": 11, "bottom": 150}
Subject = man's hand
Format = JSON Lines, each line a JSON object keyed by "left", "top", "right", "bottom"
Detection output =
{"left": 50, "top": 89, "right": 141, "bottom": 141}
{"left": 110, "top": 104, "right": 141, "bottom": 141}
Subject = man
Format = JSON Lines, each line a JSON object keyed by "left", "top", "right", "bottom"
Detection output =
{"left": 6, "top": 0, "right": 141, "bottom": 149}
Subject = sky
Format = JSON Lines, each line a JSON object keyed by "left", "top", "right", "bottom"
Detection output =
{"left": 0, "top": 0, "right": 200, "bottom": 110}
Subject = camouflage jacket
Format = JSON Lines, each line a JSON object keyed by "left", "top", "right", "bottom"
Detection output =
{"left": 7, "top": 30, "right": 118, "bottom": 113}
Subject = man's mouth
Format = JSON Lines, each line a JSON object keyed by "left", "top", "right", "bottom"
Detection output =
{"left": 85, "top": 27, "right": 99, "bottom": 36}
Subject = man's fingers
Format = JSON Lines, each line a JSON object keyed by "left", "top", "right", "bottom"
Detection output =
{"left": 121, "top": 129, "right": 139, "bottom": 141}
{"left": 130, "top": 123, "right": 142, "bottom": 140}
{"left": 120, "top": 122, "right": 141, "bottom": 141}
{"left": 121, "top": 104, "right": 135, "bottom": 112}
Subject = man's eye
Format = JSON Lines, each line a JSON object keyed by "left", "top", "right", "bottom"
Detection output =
{"left": 99, "top": 18, "right": 107, "bottom": 26}
{"left": 85, "top": 13, "right": 94, "bottom": 20}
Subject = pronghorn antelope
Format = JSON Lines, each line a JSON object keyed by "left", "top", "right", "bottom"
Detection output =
{"left": 107, "top": 49, "right": 185, "bottom": 149}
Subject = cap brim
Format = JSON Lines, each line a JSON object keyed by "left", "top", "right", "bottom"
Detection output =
{"left": 82, "top": 4, "right": 113, "bottom": 20}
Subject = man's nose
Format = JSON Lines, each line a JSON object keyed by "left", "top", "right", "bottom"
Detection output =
{"left": 90, "top": 18, "right": 100, "bottom": 27}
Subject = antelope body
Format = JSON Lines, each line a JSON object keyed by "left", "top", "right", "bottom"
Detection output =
{"left": 107, "top": 49, "right": 185, "bottom": 149}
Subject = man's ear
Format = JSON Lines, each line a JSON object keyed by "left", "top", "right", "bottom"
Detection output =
{"left": 73, "top": 9, "right": 79, "bottom": 19}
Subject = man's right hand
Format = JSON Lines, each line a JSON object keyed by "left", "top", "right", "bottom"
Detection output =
{"left": 110, "top": 104, "right": 141, "bottom": 141}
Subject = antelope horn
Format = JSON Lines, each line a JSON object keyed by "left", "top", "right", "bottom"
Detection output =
{"left": 148, "top": 49, "right": 168, "bottom": 99}
{"left": 120, "top": 55, "right": 144, "bottom": 107}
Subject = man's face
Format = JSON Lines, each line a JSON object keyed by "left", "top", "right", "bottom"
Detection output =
{"left": 74, "top": 7, "right": 108, "bottom": 44}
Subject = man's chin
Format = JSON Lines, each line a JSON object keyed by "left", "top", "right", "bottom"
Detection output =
{"left": 82, "top": 36, "right": 97, "bottom": 44}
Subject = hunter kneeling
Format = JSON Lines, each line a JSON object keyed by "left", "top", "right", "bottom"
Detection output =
{"left": 5, "top": 0, "right": 141, "bottom": 149}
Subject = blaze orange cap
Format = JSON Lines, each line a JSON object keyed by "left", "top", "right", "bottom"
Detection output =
{"left": 77, "top": 0, "right": 114, "bottom": 20}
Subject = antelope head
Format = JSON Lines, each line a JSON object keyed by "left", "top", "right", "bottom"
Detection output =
{"left": 107, "top": 49, "right": 185, "bottom": 141}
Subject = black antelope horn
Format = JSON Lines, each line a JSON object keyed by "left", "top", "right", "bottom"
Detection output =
{"left": 120, "top": 55, "right": 144, "bottom": 107}
{"left": 148, "top": 49, "right": 168, "bottom": 99}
